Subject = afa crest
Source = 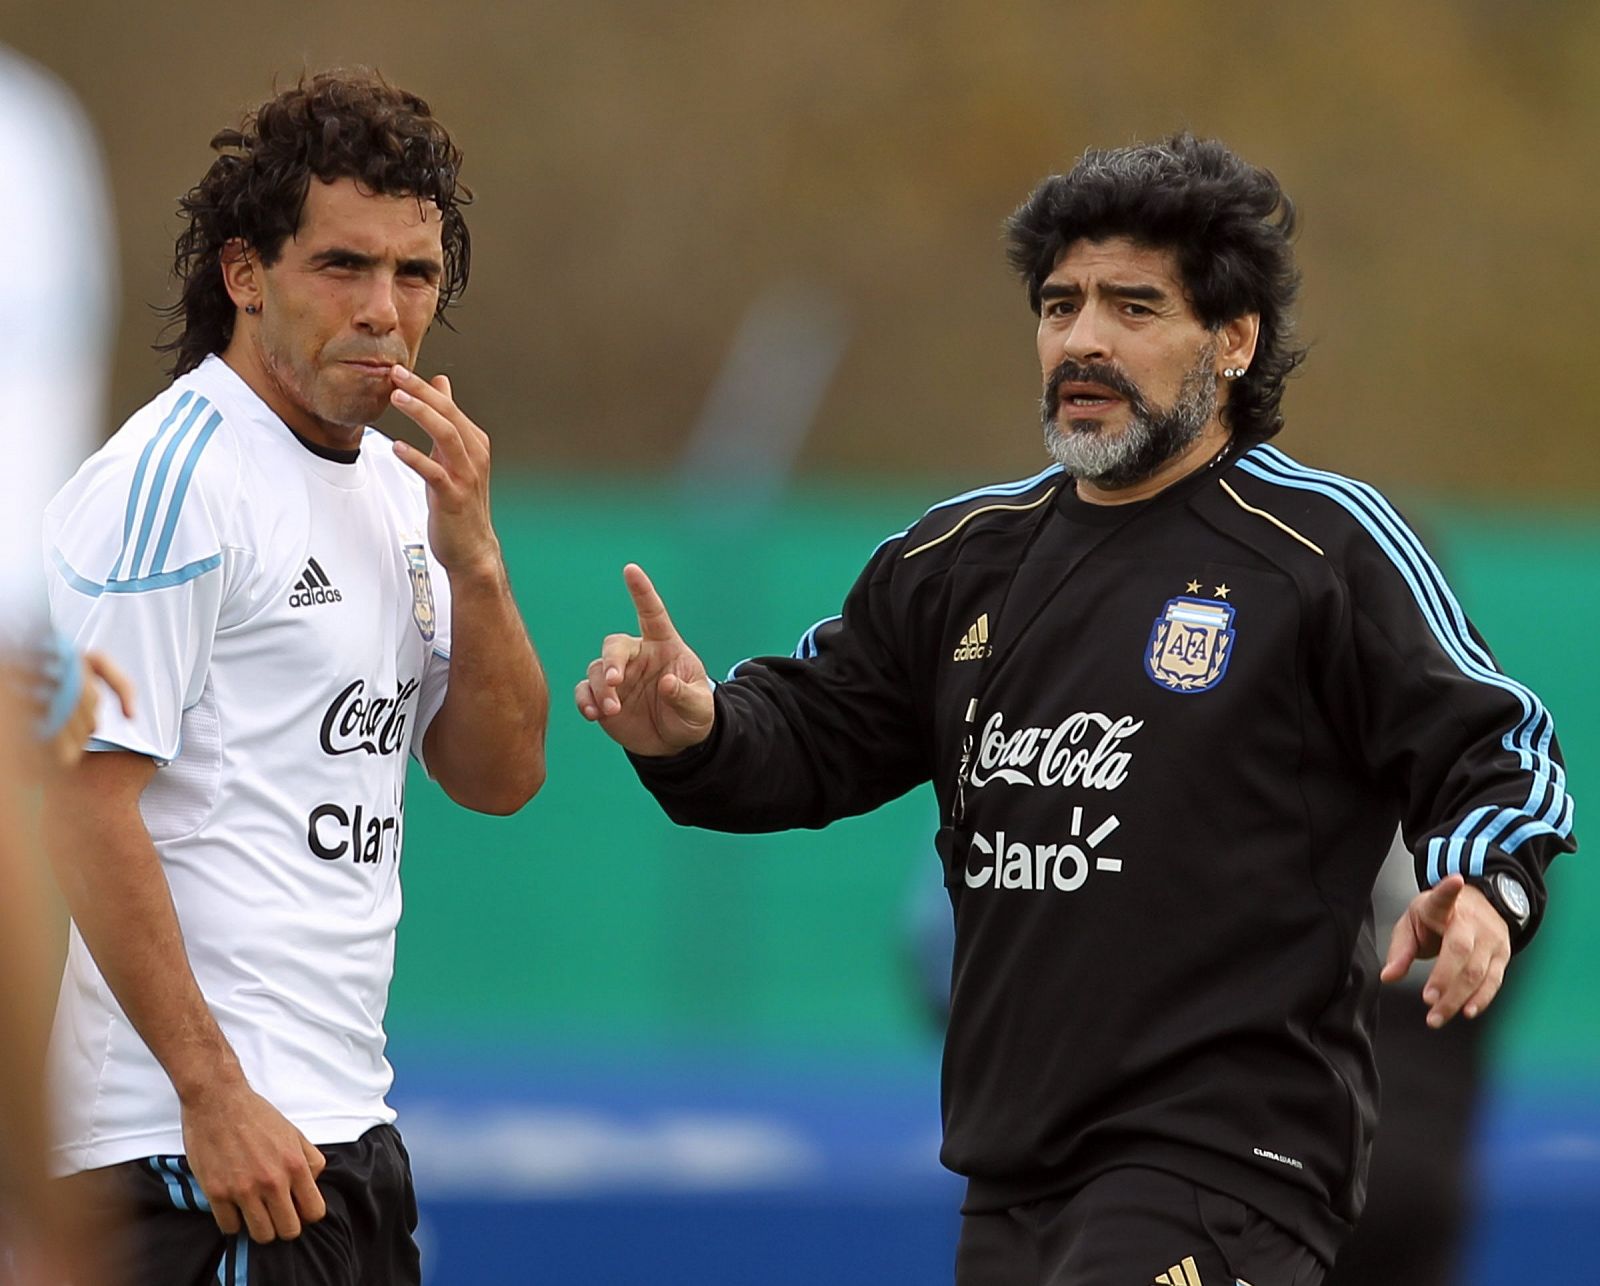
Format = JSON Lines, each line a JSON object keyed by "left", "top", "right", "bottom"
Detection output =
{"left": 1145, "top": 596, "right": 1235, "bottom": 694}
{"left": 403, "top": 543, "right": 436, "bottom": 643}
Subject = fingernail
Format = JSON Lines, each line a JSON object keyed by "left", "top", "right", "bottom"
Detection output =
{"left": 392, "top": 364, "right": 410, "bottom": 379}
{"left": 1423, "top": 988, "right": 1438, "bottom": 1004}
{"left": 392, "top": 389, "right": 412, "bottom": 404}
{"left": 1427, "top": 1012, "right": 1443, "bottom": 1028}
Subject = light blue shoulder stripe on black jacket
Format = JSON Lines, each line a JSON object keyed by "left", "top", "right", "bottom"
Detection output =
{"left": 1236, "top": 444, "right": 1571, "bottom": 883}
{"left": 779, "top": 465, "right": 1065, "bottom": 666}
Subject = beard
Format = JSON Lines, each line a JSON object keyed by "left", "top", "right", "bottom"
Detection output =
{"left": 1040, "top": 339, "right": 1218, "bottom": 490}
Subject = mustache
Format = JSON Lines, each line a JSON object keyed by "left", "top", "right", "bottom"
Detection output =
{"left": 1042, "top": 359, "right": 1146, "bottom": 421}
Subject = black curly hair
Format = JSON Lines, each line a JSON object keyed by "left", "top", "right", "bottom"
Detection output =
{"left": 1007, "top": 133, "right": 1305, "bottom": 444}
{"left": 159, "top": 70, "right": 471, "bottom": 376}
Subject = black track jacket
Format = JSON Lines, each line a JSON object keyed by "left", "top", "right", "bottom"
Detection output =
{"left": 631, "top": 441, "right": 1575, "bottom": 1262}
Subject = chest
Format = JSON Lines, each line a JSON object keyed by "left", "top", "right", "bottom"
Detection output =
{"left": 929, "top": 547, "right": 1305, "bottom": 786}
{"left": 217, "top": 480, "right": 435, "bottom": 710}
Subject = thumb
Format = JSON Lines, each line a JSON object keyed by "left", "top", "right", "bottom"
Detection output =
{"left": 658, "top": 672, "right": 712, "bottom": 723}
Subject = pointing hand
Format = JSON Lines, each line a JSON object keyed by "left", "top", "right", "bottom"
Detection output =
{"left": 575, "top": 564, "right": 714, "bottom": 756}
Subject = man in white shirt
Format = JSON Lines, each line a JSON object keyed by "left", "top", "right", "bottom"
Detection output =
{"left": 43, "top": 71, "right": 547, "bottom": 1285}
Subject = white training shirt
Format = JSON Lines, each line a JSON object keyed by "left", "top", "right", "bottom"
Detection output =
{"left": 0, "top": 47, "right": 115, "bottom": 637}
{"left": 44, "top": 354, "right": 452, "bottom": 1173}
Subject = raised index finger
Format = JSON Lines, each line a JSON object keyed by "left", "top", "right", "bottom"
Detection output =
{"left": 623, "top": 564, "right": 678, "bottom": 642}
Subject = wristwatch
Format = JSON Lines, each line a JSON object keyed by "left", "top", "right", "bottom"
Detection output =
{"left": 1478, "top": 871, "right": 1532, "bottom": 941}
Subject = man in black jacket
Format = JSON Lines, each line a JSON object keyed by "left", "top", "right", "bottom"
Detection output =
{"left": 576, "top": 134, "right": 1574, "bottom": 1285}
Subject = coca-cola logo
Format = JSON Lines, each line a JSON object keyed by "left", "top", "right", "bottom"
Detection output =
{"left": 319, "top": 677, "right": 420, "bottom": 757}
{"left": 969, "top": 710, "right": 1141, "bottom": 791}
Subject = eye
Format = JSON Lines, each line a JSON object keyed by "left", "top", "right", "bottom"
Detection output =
{"left": 1123, "top": 302, "right": 1153, "bottom": 317}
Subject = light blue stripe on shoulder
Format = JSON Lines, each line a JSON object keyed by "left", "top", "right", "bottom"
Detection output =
{"left": 868, "top": 464, "right": 1065, "bottom": 561}
{"left": 126, "top": 395, "right": 210, "bottom": 581}
{"left": 1240, "top": 446, "right": 1570, "bottom": 869}
{"left": 788, "top": 468, "right": 1064, "bottom": 664}
{"left": 116, "top": 391, "right": 194, "bottom": 580}
{"left": 104, "top": 554, "right": 223, "bottom": 594}
{"left": 1245, "top": 446, "right": 1561, "bottom": 811}
{"left": 51, "top": 546, "right": 104, "bottom": 597}
{"left": 1239, "top": 447, "right": 1541, "bottom": 743}
{"left": 923, "top": 464, "right": 1063, "bottom": 516}
{"left": 61, "top": 548, "right": 222, "bottom": 596}
{"left": 150, "top": 407, "right": 224, "bottom": 574}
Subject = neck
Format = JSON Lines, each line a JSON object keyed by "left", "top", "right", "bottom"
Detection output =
{"left": 1074, "top": 420, "right": 1233, "bottom": 506}
{"left": 220, "top": 332, "right": 363, "bottom": 452}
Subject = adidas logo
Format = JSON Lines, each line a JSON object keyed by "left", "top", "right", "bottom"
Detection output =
{"left": 952, "top": 612, "right": 993, "bottom": 662}
{"left": 1154, "top": 1257, "right": 1240, "bottom": 1286}
{"left": 289, "top": 557, "right": 343, "bottom": 608}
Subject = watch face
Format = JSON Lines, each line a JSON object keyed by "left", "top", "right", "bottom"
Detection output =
{"left": 1494, "top": 873, "right": 1531, "bottom": 922}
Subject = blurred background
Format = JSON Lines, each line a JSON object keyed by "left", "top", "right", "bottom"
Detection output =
{"left": 7, "top": 0, "right": 1598, "bottom": 1280}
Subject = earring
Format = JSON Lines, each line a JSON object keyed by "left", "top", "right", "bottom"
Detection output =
{"left": 1222, "top": 366, "right": 1246, "bottom": 379}
{"left": 244, "top": 304, "right": 259, "bottom": 315}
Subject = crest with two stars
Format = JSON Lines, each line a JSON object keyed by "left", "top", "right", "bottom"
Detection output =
{"left": 1144, "top": 581, "right": 1236, "bottom": 694}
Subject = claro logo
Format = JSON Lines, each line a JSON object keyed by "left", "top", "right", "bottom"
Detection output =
{"left": 319, "top": 677, "right": 419, "bottom": 757}
{"left": 963, "top": 816, "right": 1123, "bottom": 892}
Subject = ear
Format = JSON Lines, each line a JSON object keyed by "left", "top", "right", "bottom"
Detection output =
{"left": 1217, "top": 313, "right": 1260, "bottom": 377}
{"left": 220, "top": 239, "right": 262, "bottom": 316}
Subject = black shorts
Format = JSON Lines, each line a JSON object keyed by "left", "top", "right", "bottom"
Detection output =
{"left": 955, "top": 1167, "right": 1325, "bottom": 1286}
{"left": 65, "top": 1123, "right": 420, "bottom": 1286}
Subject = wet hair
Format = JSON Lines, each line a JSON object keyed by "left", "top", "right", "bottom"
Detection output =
{"left": 1006, "top": 133, "right": 1305, "bottom": 443}
{"left": 159, "top": 70, "right": 471, "bottom": 376}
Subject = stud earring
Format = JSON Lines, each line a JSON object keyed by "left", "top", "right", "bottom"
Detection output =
{"left": 244, "top": 304, "right": 259, "bottom": 315}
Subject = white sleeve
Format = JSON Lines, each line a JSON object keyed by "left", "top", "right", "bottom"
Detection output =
{"left": 0, "top": 53, "right": 115, "bottom": 646}
{"left": 45, "top": 416, "right": 235, "bottom": 763}
{"left": 409, "top": 543, "right": 452, "bottom": 773}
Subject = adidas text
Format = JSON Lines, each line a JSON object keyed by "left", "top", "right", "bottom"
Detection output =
{"left": 289, "top": 557, "right": 342, "bottom": 607}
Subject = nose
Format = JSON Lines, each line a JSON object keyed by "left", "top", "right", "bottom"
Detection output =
{"left": 354, "top": 272, "right": 401, "bottom": 335}
{"left": 1057, "top": 303, "right": 1111, "bottom": 365}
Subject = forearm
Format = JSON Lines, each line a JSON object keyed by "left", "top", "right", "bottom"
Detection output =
{"left": 426, "top": 558, "right": 547, "bottom": 814}
{"left": 632, "top": 678, "right": 923, "bottom": 832}
{"left": 43, "top": 765, "right": 244, "bottom": 1103}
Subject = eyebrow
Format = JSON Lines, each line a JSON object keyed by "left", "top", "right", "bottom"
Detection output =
{"left": 309, "top": 247, "right": 444, "bottom": 276}
{"left": 1038, "top": 281, "right": 1168, "bottom": 303}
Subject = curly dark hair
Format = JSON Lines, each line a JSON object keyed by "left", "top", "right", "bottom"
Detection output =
{"left": 159, "top": 70, "right": 472, "bottom": 376}
{"left": 1006, "top": 133, "right": 1305, "bottom": 444}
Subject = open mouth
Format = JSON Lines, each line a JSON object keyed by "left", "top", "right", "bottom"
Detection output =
{"left": 1058, "top": 385, "right": 1123, "bottom": 412}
